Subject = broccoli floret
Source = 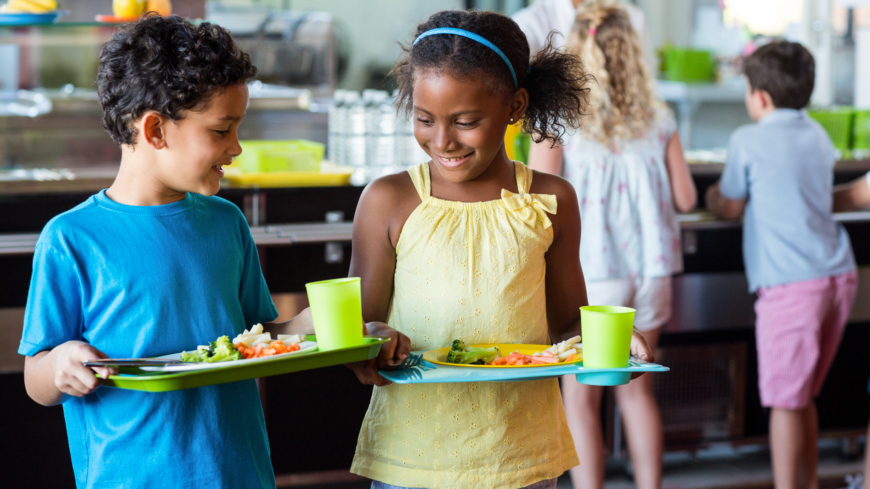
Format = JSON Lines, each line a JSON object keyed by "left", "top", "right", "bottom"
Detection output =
{"left": 451, "top": 339, "right": 468, "bottom": 351}
{"left": 446, "top": 345, "right": 500, "bottom": 365}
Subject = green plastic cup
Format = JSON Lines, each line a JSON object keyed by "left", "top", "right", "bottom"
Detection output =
{"left": 305, "top": 278, "right": 364, "bottom": 351}
{"left": 580, "top": 306, "right": 635, "bottom": 369}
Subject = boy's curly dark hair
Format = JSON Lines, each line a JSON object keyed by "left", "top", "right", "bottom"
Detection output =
{"left": 96, "top": 15, "right": 258, "bottom": 145}
{"left": 743, "top": 41, "right": 814, "bottom": 110}
{"left": 390, "top": 10, "right": 591, "bottom": 145}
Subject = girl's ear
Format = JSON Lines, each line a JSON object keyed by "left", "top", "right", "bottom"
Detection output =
{"left": 508, "top": 88, "right": 529, "bottom": 123}
{"left": 139, "top": 111, "right": 167, "bottom": 150}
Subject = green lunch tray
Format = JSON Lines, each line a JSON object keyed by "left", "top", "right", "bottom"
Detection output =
{"left": 101, "top": 336, "right": 388, "bottom": 392}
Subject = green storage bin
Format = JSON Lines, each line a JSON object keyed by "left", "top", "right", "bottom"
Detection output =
{"left": 853, "top": 110, "right": 870, "bottom": 151}
{"left": 236, "top": 140, "right": 325, "bottom": 173}
{"left": 807, "top": 108, "right": 854, "bottom": 152}
{"left": 663, "top": 48, "right": 715, "bottom": 83}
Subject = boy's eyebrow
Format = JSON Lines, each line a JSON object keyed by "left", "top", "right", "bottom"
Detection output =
{"left": 413, "top": 106, "right": 483, "bottom": 117}
{"left": 218, "top": 115, "right": 243, "bottom": 121}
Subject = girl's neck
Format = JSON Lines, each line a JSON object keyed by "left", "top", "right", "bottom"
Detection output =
{"left": 428, "top": 148, "right": 518, "bottom": 203}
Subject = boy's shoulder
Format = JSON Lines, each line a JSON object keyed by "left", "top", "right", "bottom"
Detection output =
{"left": 38, "top": 192, "right": 247, "bottom": 251}
{"left": 38, "top": 195, "right": 103, "bottom": 249}
{"left": 196, "top": 193, "right": 246, "bottom": 219}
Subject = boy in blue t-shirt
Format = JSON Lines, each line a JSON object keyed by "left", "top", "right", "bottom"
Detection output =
{"left": 18, "top": 16, "right": 408, "bottom": 488}
{"left": 706, "top": 41, "right": 856, "bottom": 488}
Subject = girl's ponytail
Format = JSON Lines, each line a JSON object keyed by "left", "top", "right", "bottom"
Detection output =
{"left": 523, "top": 32, "right": 592, "bottom": 146}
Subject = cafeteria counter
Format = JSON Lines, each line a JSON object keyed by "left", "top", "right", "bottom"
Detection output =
{"left": 3, "top": 168, "right": 870, "bottom": 487}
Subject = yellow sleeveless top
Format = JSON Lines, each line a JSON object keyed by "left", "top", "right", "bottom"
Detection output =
{"left": 351, "top": 162, "right": 579, "bottom": 489}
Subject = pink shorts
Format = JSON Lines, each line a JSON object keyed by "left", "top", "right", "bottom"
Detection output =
{"left": 755, "top": 271, "right": 857, "bottom": 409}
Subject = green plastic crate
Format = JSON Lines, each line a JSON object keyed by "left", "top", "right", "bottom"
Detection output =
{"left": 236, "top": 140, "right": 325, "bottom": 173}
{"left": 663, "top": 48, "right": 715, "bottom": 83}
{"left": 807, "top": 108, "right": 854, "bottom": 152}
{"left": 853, "top": 110, "right": 870, "bottom": 151}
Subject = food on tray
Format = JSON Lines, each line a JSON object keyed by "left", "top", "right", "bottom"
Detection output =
{"left": 445, "top": 339, "right": 501, "bottom": 365}
{"left": 0, "top": 0, "right": 57, "bottom": 13}
{"left": 444, "top": 336, "right": 582, "bottom": 366}
{"left": 232, "top": 324, "right": 304, "bottom": 359}
{"left": 179, "top": 325, "right": 307, "bottom": 363}
{"left": 181, "top": 335, "right": 241, "bottom": 363}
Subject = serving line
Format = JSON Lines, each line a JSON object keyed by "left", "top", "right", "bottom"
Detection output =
{"left": 7, "top": 211, "right": 870, "bottom": 255}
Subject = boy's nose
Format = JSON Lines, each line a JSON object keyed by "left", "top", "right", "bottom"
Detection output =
{"left": 228, "top": 134, "right": 242, "bottom": 158}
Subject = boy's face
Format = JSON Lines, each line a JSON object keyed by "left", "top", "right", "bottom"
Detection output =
{"left": 152, "top": 83, "right": 248, "bottom": 196}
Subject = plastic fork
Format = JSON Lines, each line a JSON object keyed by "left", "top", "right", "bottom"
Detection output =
{"left": 385, "top": 353, "right": 423, "bottom": 370}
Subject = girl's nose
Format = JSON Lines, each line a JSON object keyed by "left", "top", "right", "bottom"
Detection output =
{"left": 430, "top": 124, "right": 460, "bottom": 154}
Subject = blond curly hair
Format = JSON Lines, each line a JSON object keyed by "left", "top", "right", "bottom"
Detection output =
{"left": 567, "top": 0, "right": 663, "bottom": 146}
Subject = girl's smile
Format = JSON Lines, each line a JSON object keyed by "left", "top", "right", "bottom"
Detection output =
{"left": 433, "top": 150, "right": 475, "bottom": 168}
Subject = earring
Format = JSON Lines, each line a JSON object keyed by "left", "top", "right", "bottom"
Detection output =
{"left": 510, "top": 118, "right": 514, "bottom": 123}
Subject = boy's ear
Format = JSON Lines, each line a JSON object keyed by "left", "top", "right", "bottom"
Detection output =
{"left": 139, "top": 111, "right": 168, "bottom": 150}
{"left": 756, "top": 89, "right": 774, "bottom": 110}
{"left": 508, "top": 87, "right": 529, "bottom": 123}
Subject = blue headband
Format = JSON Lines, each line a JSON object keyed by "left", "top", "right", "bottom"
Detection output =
{"left": 413, "top": 27, "right": 519, "bottom": 87}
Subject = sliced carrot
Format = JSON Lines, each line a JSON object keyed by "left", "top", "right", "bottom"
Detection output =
{"left": 564, "top": 354, "right": 576, "bottom": 363}
{"left": 541, "top": 351, "right": 554, "bottom": 358}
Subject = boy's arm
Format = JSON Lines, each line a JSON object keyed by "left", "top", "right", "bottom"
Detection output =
{"left": 263, "top": 308, "right": 314, "bottom": 336}
{"left": 24, "top": 343, "right": 116, "bottom": 407}
{"left": 705, "top": 182, "right": 747, "bottom": 220}
{"left": 833, "top": 174, "right": 870, "bottom": 212}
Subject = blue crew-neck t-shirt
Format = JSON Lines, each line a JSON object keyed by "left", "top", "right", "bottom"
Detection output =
{"left": 19, "top": 190, "right": 279, "bottom": 489}
{"left": 719, "top": 109, "right": 855, "bottom": 292}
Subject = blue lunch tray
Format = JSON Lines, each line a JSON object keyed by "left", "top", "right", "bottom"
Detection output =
{"left": 379, "top": 355, "right": 669, "bottom": 386}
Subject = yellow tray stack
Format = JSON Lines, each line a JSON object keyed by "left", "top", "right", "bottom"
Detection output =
{"left": 225, "top": 139, "right": 352, "bottom": 187}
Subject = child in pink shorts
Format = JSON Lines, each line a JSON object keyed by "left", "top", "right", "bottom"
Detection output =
{"left": 707, "top": 41, "right": 857, "bottom": 487}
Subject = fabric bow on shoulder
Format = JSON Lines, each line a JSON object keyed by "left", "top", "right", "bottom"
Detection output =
{"left": 500, "top": 189, "right": 558, "bottom": 229}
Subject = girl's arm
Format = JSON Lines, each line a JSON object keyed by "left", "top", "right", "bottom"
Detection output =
{"left": 664, "top": 132, "right": 697, "bottom": 213}
{"left": 534, "top": 173, "right": 655, "bottom": 372}
{"left": 346, "top": 175, "right": 416, "bottom": 386}
{"left": 527, "top": 138, "right": 564, "bottom": 176}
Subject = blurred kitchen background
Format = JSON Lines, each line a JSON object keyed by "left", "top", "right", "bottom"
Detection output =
{"left": 4, "top": 1, "right": 870, "bottom": 488}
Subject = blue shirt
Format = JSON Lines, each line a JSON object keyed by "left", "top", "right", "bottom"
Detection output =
{"left": 719, "top": 109, "right": 855, "bottom": 292}
{"left": 19, "top": 190, "right": 279, "bottom": 489}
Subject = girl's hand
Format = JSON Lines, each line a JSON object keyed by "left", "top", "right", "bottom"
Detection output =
{"left": 629, "top": 328, "right": 655, "bottom": 380}
{"left": 51, "top": 341, "right": 117, "bottom": 397}
{"left": 347, "top": 322, "right": 411, "bottom": 387}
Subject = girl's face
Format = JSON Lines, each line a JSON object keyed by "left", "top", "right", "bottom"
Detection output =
{"left": 412, "top": 70, "right": 525, "bottom": 183}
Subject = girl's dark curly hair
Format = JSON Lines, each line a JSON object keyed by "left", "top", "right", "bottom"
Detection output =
{"left": 390, "top": 10, "right": 591, "bottom": 145}
{"left": 96, "top": 15, "right": 257, "bottom": 145}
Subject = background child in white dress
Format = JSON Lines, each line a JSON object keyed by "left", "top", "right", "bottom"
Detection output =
{"left": 529, "top": 2, "right": 696, "bottom": 488}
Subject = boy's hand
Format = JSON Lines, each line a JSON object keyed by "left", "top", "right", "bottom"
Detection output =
{"left": 347, "top": 322, "right": 411, "bottom": 387}
{"left": 51, "top": 341, "right": 117, "bottom": 397}
{"left": 629, "top": 328, "right": 655, "bottom": 380}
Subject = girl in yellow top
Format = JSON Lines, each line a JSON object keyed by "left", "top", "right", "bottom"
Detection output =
{"left": 346, "top": 10, "right": 655, "bottom": 489}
